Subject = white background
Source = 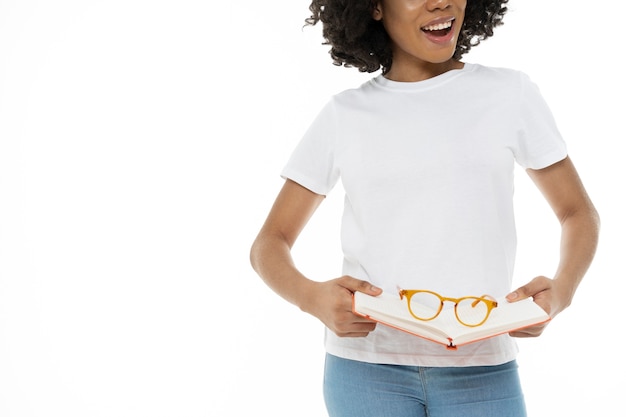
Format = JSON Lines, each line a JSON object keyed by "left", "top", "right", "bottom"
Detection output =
{"left": 0, "top": 1, "right": 623, "bottom": 416}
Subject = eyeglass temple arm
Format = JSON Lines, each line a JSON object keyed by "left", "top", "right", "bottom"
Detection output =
{"left": 471, "top": 295, "right": 498, "bottom": 308}
{"left": 398, "top": 287, "right": 408, "bottom": 300}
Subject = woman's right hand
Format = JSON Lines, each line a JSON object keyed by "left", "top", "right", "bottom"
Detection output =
{"left": 300, "top": 276, "right": 382, "bottom": 338}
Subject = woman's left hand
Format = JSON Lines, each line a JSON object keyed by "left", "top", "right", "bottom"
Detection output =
{"left": 505, "top": 275, "right": 573, "bottom": 338}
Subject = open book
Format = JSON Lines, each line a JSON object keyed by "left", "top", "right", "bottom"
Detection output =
{"left": 353, "top": 292, "right": 550, "bottom": 349}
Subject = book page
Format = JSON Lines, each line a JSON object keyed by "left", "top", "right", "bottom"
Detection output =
{"left": 353, "top": 292, "right": 451, "bottom": 344}
{"left": 444, "top": 297, "right": 550, "bottom": 344}
{"left": 353, "top": 292, "right": 550, "bottom": 347}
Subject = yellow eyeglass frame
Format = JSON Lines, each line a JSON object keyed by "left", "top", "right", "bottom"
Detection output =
{"left": 399, "top": 289, "right": 498, "bottom": 328}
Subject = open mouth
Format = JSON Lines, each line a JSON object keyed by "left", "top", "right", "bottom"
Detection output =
{"left": 421, "top": 19, "right": 454, "bottom": 38}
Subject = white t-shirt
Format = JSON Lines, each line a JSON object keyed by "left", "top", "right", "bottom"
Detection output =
{"left": 281, "top": 63, "right": 567, "bottom": 367}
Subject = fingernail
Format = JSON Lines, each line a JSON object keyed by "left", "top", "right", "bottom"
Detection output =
{"left": 506, "top": 292, "right": 518, "bottom": 301}
{"left": 371, "top": 285, "right": 382, "bottom": 293}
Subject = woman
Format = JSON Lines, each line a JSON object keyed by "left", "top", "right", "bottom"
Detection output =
{"left": 250, "top": 0, "right": 600, "bottom": 415}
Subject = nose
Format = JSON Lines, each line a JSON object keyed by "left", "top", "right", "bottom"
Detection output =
{"left": 425, "top": 0, "right": 450, "bottom": 11}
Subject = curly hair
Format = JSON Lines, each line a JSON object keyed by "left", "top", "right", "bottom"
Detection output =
{"left": 305, "top": 0, "right": 508, "bottom": 73}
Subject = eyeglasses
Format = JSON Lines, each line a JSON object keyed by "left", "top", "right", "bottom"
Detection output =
{"left": 398, "top": 289, "right": 498, "bottom": 327}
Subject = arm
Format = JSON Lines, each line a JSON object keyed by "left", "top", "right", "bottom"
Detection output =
{"left": 250, "top": 179, "right": 382, "bottom": 337}
{"left": 507, "top": 156, "right": 600, "bottom": 337}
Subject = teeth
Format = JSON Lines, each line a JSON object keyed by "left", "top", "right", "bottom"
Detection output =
{"left": 422, "top": 20, "right": 453, "bottom": 31}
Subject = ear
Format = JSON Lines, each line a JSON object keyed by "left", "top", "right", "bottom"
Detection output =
{"left": 372, "top": 2, "right": 383, "bottom": 21}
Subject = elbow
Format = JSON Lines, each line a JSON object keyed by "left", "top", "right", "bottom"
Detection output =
{"left": 249, "top": 231, "right": 278, "bottom": 275}
{"left": 591, "top": 207, "right": 601, "bottom": 237}
{"left": 249, "top": 236, "right": 262, "bottom": 274}
{"left": 560, "top": 202, "right": 601, "bottom": 253}
{"left": 584, "top": 201, "right": 601, "bottom": 237}
{"left": 560, "top": 199, "right": 600, "bottom": 233}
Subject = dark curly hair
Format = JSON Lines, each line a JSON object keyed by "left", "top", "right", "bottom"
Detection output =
{"left": 305, "top": 0, "right": 508, "bottom": 73}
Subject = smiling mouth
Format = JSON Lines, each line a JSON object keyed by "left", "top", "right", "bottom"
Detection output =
{"left": 421, "top": 19, "right": 454, "bottom": 37}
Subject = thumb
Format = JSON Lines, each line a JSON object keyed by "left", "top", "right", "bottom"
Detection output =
{"left": 339, "top": 276, "right": 383, "bottom": 296}
{"left": 506, "top": 276, "right": 548, "bottom": 302}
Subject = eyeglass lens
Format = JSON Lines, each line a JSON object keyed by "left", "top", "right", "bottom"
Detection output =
{"left": 408, "top": 292, "right": 491, "bottom": 326}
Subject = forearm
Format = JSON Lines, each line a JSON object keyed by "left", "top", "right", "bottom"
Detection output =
{"left": 507, "top": 201, "right": 599, "bottom": 337}
{"left": 250, "top": 232, "right": 315, "bottom": 311}
{"left": 552, "top": 205, "right": 600, "bottom": 305}
{"left": 250, "top": 180, "right": 382, "bottom": 337}
{"left": 520, "top": 157, "right": 600, "bottom": 311}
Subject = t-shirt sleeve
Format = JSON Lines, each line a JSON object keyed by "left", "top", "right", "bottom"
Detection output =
{"left": 280, "top": 99, "right": 340, "bottom": 196}
{"left": 514, "top": 72, "right": 568, "bottom": 170}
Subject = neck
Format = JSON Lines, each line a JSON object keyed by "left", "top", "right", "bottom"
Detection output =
{"left": 384, "top": 60, "right": 464, "bottom": 82}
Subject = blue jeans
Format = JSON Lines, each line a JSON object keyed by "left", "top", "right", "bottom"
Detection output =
{"left": 324, "top": 354, "right": 526, "bottom": 417}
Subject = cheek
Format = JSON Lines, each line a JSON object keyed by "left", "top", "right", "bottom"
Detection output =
{"left": 382, "top": 14, "right": 418, "bottom": 40}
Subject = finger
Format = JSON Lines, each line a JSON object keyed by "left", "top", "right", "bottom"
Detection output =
{"left": 335, "top": 322, "right": 377, "bottom": 338}
{"left": 352, "top": 316, "right": 378, "bottom": 325}
{"left": 509, "top": 327, "right": 545, "bottom": 338}
{"left": 339, "top": 276, "right": 382, "bottom": 296}
{"left": 337, "top": 331, "right": 373, "bottom": 338}
{"left": 334, "top": 311, "right": 377, "bottom": 329}
{"left": 509, "top": 331, "right": 535, "bottom": 338}
{"left": 351, "top": 321, "right": 377, "bottom": 331}
{"left": 506, "top": 276, "right": 549, "bottom": 302}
